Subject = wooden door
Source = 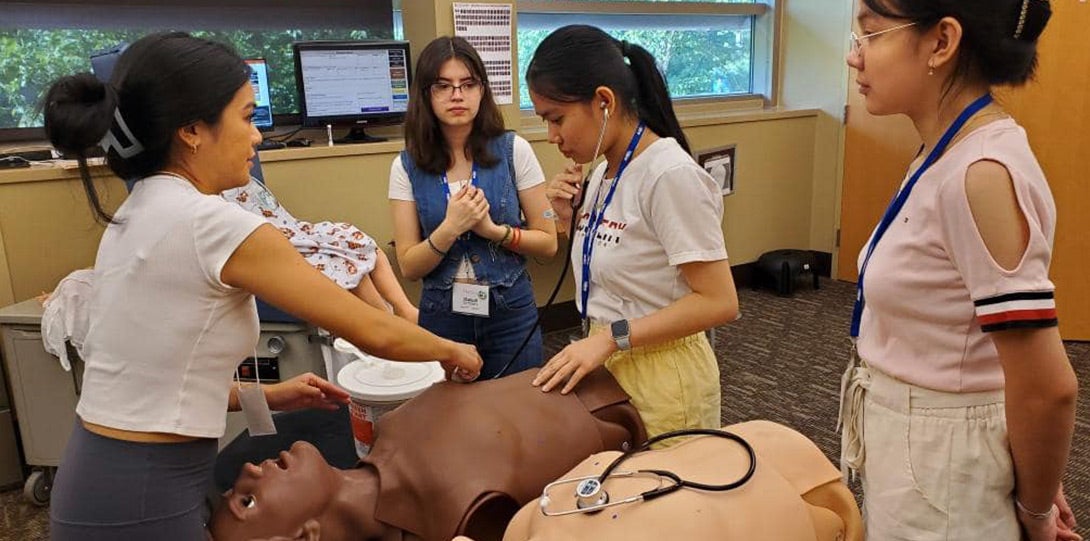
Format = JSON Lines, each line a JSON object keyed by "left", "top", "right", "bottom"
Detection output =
{"left": 838, "top": 1, "right": 1090, "bottom": 339}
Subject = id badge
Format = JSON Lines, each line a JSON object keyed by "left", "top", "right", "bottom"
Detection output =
{"left": 238, "top": 383, "right": 277, "bottom": 436}
{"left": 452, "top": 282, "right": 490, "bottom": 317}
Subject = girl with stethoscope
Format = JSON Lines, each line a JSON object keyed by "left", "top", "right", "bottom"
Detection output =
{"left": 838, "top": 1, "right": 1078, "bottom": 540}
{"left": 526, "top": 25, "right": 739, "bottom": 443}
{"left": 390, "top": 36, "right": 557, "bottom": 380}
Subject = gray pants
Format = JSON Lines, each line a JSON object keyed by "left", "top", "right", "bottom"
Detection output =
{"left": 50, "top": 421, "right": 217, "bottom": 540}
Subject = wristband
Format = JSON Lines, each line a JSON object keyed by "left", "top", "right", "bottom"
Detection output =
{"left": 426, "top": 235, "right": 448, "bottom": 257}
{"left": 509, "top": 227, "right": 522, "bottom": 250}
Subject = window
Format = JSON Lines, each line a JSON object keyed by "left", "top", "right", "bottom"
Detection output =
{"left": 516, "top": 0, "right": 772, "bottom": 110}
{"left": 0, "top": 1, "right": 395, "bottom": 132}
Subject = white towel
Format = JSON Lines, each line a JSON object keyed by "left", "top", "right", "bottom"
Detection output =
{"left": 41, "top": 268, "right": 94, "bottom": 371}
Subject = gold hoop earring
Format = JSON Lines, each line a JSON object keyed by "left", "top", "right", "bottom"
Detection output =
{"left": 927, "top": 61, "right": 935, "bottom": 76}
{"left": 190, "top": 145, "right": 198, "bottom": 155}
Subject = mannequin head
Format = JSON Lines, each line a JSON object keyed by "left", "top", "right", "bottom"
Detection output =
{"left": 209, "top": 441, "right": 383, "bottom": 541}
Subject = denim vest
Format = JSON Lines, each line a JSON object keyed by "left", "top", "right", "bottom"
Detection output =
{"left": 403, "top": 131, "right": 526, "bottom": 291}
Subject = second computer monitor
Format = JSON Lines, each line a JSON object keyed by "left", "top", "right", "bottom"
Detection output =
{"left": 292, "top": 40, "right": 411, "bottom": 143}
{"left": 245, "top": 58, "right": 274, "bottom": 132}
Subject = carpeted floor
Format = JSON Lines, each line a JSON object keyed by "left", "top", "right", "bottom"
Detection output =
{"left": 2, "top": 278, "right": 1087, "bottom": 539}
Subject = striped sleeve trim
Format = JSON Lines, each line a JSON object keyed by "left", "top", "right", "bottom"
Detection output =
{"left": 974, "top": 291, "right": 1058, "bottom": 332}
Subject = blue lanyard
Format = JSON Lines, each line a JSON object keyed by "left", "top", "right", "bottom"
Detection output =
{"left": 579, "top": 123, "right": 646, "bottom": 321}
{"left": 441, "top": 163, "right": 479, "bottom": 242}
{"left": 441, "top": 163, "right": 479, "bottom": 198}
{"left": 849, "top": 94, "right": 993, "bottom": 338}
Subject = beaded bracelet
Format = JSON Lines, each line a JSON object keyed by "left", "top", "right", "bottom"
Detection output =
{"left": 499, "top": 224, "right": 513, "bottom": 246}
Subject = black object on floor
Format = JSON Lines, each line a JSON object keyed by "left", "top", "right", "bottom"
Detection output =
{"left": 213, "top": 406, "right": 357, "bottom": 492}
{"left": 755, "top": 249, "right": 820, "bottom": 297}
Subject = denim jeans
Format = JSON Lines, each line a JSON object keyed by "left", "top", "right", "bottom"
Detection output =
{"left": 419, "top": 273, "right": 543, "bottom": 379}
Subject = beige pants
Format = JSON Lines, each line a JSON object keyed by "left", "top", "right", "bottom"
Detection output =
{"left": 843, "top": 362, "right": 1018, "bottom": 540}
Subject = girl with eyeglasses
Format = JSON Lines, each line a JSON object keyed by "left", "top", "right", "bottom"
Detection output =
{"left": 840, "top": 1, "right": 1078, "bottom": 540}
{"left": 389, "top": 36, "right": 557, "bottom": 380}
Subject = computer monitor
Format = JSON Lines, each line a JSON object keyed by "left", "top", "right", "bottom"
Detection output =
{"left": 89, "top": 42, "right": 128, "bottom": 82}
{"left": 245, "top": 58, "right": 275, "bottom": 132}
{"left": 292, "top": 40, "right": 412, "bottom": 143}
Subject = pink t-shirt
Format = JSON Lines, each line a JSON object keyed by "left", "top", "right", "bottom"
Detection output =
{"left": 857, "top": 118, "right": 1057, "bottom": 393}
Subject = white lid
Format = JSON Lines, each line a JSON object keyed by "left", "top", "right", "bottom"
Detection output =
{"left": 333, "top": 337, "right": 363, "bottom": 355}
{"left": 336, "top": 353, "right": 444, "bottom": 403}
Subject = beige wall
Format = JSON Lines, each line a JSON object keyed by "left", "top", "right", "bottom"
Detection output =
{"left": 0, "top": 0, "right": 851, "bottom": 307}
{"left": 0, "top": 109, "right": 821, "bottom": 306}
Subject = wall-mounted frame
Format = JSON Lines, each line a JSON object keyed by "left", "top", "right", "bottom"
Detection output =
{"left": 695, "top": 144, "right": 736, "bottom": 196}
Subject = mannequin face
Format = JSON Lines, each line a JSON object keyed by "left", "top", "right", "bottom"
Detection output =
{"left": 209, "top": 441, "right": 340, "bottom": 540}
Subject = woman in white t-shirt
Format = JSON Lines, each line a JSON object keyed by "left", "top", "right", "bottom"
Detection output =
{"left": 390, "top": 36, "right": 557, "bottom": 380}
{"left": 839, "top": 2, "right": 1078, "bottom": 540}
{"left": 40, "top": 32, "right": 482, "bottom": 541}
{"left": 525, "top": 25, "right": 739, "bottom": 443}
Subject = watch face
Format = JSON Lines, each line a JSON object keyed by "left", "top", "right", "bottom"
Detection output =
{"left": 611, "top": 319, "right": 629, "bottom": 337}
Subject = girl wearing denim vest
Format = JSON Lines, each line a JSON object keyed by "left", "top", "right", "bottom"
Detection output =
{"left": 390, "top": 37, "right": 557, "bottom": 380}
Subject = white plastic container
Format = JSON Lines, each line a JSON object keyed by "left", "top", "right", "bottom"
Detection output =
{"left": 334, "top": 341, "right": 444, "bottom": 457}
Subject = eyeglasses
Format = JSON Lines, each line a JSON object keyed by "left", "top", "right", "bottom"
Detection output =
{"left": 429, "top": 79, "right": 481, "bottom": 99}
{"left": 850, "top": 21, "right": 918, "bottom": 55}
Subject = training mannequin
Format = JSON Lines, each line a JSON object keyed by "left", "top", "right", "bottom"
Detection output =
{"left": 504, "top": 420, "right": 863, "bottom": 541}
{"left": 209, "top": 367, "right": 646, "bottom": 541}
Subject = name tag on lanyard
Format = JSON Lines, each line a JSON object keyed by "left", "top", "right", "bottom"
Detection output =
{"left": 452, "top": 282, "right": 490, "bottom": 316}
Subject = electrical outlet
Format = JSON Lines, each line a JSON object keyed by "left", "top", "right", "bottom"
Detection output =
{"left": 695, "top": 144, "right": 736, "bottom": 196}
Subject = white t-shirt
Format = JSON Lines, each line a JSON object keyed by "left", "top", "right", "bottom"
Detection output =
{"left": 573, "top": 137, "right": 728, "bottom": 323}
{"left": 77, "top": 174, "right": 267, "bottom": 438}
{"left": 388, "top": 134, "right": 545, "bottom": 280}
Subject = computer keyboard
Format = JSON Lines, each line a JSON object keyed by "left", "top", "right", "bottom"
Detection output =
{"left": 255, "top": 141, "right": 287, "bottom": 151}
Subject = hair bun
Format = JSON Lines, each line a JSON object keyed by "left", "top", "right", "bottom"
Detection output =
{"left": 42, "top": 72, "right": 117, "bottom": 156}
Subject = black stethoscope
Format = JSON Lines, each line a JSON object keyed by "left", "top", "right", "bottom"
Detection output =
{"left": 538, "top": 427, "right": 757, "bottom": 516}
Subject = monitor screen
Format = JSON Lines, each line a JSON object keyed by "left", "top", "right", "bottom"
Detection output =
{"left": 292, "top": 40, "right": 411, "bottom": 139}
{"left": 245, "top": 58, "right": 274, "bottom": 131}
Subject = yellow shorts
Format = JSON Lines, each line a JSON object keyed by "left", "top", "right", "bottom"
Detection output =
{"left": 590, "top": 324, "right": 721, "bottom": 446}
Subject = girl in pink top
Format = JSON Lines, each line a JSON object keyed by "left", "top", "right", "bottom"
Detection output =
{"left": 839, "top": 1, "right": 1078, "bottom": 540}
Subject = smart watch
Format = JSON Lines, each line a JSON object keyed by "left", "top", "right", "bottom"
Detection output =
{"left": 610, "top": 319, "right": 631, "bottom": 351}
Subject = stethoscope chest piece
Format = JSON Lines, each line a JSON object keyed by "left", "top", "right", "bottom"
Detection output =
{"left": 575, "top": 478, "right": 609, "bottom": 510}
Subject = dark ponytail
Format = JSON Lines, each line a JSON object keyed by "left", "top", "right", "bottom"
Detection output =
{"left": 526, "top": 25, "right": 689, "bottom": 154}
{"left": 42, "top": 73, "right": 119, "bottom": 224}
{"left": 39, "top": 31, "right": 251, "bottom": 224}
{"left": 622, "top": 41, "right": 690, "bottom": 155}
{"left": 863, "top": 0, "right": 1052, "bottom": 86}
